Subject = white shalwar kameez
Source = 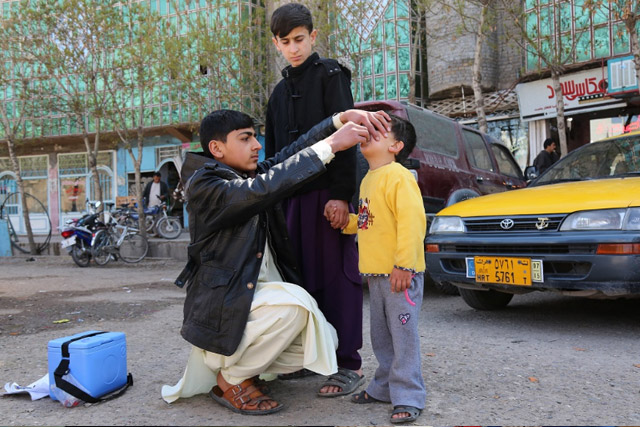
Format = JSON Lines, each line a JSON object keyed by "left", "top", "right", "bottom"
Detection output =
{"left": 161, "top": 244, "right": 338, "bottom": 403}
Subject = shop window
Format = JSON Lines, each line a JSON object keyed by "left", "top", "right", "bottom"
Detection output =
{"left": 375, "top": 77, "right": 385, "bottom": 100}
{"left": 386, "top": 49, "right": 396, "bottom": 72}
{"left": 363, "top": 78, "right": 373, "bottom": 101}
{"left": 396, "top": 19, "right": 410, "bottom": 44}
{"left": 396, "top": 0, "right": 409, "bottom": 18}
{"left": 385, "top": 21, "right": 395, "bottom": 46}
{"left": 594, "top": 26, "right": 610, "bottom": 58}
{"left": 386, "top": 74, "right": 397, "bottom": 99}
{"left": 398, "top": 47, "right": 410, "bottom": 71}
{"left": 361, "top": 56, "right": 372, "bottom": 76}
{"left": 399, "top": 73, "right": 410, "bottom": 98}
{"left": 575, "top": 30, "right": 592, "bottom": 61}
{"left": 613, "top": 23, "right": 629, "bottom": 55}
{"left": 19, "top": 156, "right": 47, "bottom": 178}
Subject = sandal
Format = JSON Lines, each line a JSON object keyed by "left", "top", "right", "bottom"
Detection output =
{"left": 317, "top": 367, "right": 365, "bottom": 397}
{"left": 351, "top": 390, "right": 384, "bottom": 404}
{"left": 277, "top": 368, "right": 317, "bottom": 380}
{"left": 251, "top": 376, "right": 271, "bottom": 395}
{"left": 390, "top": 405, "right": 421, "bottom": 424}
{"left": 209, "top": 376, "right": 284, "bottom": 415}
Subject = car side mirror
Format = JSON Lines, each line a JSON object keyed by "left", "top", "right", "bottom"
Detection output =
{"left": 402, "top": 158, "right": 420, "bottom": 170}
{"left": 524, "top": 166, "right": 538, "bottom": 181}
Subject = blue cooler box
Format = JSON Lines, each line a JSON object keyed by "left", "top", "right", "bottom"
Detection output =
{"left": 48, "top": 331, "right": 128, "bottom": 400}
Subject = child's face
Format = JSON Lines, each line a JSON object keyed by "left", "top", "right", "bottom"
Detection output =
{"left": 209, "top": 128, "right": 262, "bottom": 172}
{"left": 360, "top": 132, "right": 403, "bottom": 166}
{"left": 272, "top": 26, "right": 317, "bottom": 67}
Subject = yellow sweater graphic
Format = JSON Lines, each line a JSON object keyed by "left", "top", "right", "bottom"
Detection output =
{"left": 344, "top": 162, "right": 426, "bottom": 275}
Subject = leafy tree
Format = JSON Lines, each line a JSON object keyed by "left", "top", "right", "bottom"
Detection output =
{"left": 421, "top": 0, "right": 500, "bottom": 132}
{"left": 0, "top": 6, "right": 41, "bottom": 254}
{"left": 175, "top": 1, "right": 271, "bottom": 125}
{"left": 16, "top": 0, "right": 127, "bottom": 207}
{"left": 103, "top": 3, "right": 171, "bottom": 237}
{"left": 499, "top": 0, "right": 589, "bottom": 158}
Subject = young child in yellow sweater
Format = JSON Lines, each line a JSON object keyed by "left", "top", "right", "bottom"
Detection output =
{"left": 328, "top": 114, "right": 426, "bottom": 424}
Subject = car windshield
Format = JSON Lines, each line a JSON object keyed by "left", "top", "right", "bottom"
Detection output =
{"left": 532, "top": 135, "right": 640, "bottom": 186}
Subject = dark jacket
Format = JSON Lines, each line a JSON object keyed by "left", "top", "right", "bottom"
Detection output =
{"left": 142, "top": 180, "right": 169, "bottom": 207}
{"left": 265, "top": 52, "right": 356, "bottom": 201}
{"left": 177, "top": 116, "right": 337, "bottom": 355}
{"left": 533, "top": 150, "right": 558, "bottom": 174}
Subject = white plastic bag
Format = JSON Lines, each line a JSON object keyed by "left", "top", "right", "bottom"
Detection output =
{"left": 50, "top": 372, "right": 89, "bottom": 408}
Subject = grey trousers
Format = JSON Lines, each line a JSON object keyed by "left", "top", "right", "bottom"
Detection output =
{"left": 365, "top": 273, "right": 426, "bottom": 409}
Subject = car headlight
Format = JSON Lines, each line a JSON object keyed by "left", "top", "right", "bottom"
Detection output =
{"left": 429, "top": 216, "right": 466, "bottom": 234}
{"left": 560, "top": 208, "right": 640, "bottom": 231}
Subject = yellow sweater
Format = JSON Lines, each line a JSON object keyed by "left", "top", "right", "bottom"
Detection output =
{"left": 344, "top": 162, "right": 426, "bottom": 275}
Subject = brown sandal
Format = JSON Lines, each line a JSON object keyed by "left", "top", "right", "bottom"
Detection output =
{"left": 210, "top": 375, "right": 284, "bottom": 415}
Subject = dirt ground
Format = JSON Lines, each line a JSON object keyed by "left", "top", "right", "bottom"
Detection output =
{"left": 1, "top": 255, "right": 639, "bottom": 426}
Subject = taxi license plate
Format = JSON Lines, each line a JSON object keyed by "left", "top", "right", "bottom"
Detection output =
{"left": 466, "top": 256, "right": 543, "bottom": 286}
{"left": 60, "top": 235, "right": 76, "bottom": 249}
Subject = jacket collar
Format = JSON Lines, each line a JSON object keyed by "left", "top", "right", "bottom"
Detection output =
{"left": 181, "top": 151, "right": 249, "bottom": 187}
{"left": 281, "top": 52, "right": 319, "bottom": 79}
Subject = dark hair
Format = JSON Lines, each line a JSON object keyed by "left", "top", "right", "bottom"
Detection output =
{"left": 153, "top": 171, "right": 161, "bottom": 177}
{"left": 389, "top": 114, "right": 416, "bottom": 163}
{"left": 270, "top": 3, "right": 313, "bottom": 38}
{"left": 199, "top": 110, "right": 254, "bottom": 158}
{"left": 543, "top": 138, "right": 555, "bottom": 148}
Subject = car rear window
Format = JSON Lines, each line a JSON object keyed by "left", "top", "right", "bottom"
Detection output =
{"left": 406, "top": 106, "right": 458, "bottom": 157}
{"left": 462, "top": 129, "right": 494, "bottom": 171}
{"left": 490, "top": 143, "right": 523, "bottom": 178}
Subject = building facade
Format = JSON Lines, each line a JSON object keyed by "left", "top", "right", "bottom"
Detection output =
{"left": 4, "top": 0, "right": 637, "bottom": 235}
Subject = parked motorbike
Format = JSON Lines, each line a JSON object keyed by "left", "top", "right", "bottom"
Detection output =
{"left": 59, "top": 201, "right": 104, "bottom": 267}
{"left": 115, "top": 196, "right": 182, "bottom": 239}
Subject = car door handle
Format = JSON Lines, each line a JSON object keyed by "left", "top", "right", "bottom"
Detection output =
{"left": 476, "top": 176, "right": 484, "bottom": 182}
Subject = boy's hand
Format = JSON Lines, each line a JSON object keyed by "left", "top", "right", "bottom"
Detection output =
{"left": 340, "top": 110, "right": 391, "bottom": 141}
{"left": 325, "top": 122, "right": 370, "bottom": 153}
{"left": 390, "top": 267, "right": 412, "bottom": 293}
{"left": 323, "top": 199, "right": 349, "bottom": 229}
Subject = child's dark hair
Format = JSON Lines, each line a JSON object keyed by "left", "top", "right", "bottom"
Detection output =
{"left": 199, "top": 109, "right": 254, "bottom": 158}
{"left": 389, "top": 114, "right": 416, "bottom": 163}
{"left": 270, "top": 3, "right": 313, "bottom": 38}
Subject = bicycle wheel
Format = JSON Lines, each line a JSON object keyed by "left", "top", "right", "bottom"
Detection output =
{"left": 92, "top": 230, "right": 114, "bottom": 266}
{"left": 118, "top": 232, "right": 149, "bottom": 263}
{"left": 156, "top": 217, "right": 182, "bottom": 239}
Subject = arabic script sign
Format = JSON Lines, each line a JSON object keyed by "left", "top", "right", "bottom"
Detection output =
{"left": 516, "top": 68, "right": 626, "bottom": 122}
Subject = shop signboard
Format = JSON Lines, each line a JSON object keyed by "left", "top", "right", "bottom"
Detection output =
{"left": 516, "top": 68, "right": 627, "bottom": 122}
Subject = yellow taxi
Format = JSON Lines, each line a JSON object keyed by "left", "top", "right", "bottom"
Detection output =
{"left": 425, "top": 131, "right": 640, "bottom": 310}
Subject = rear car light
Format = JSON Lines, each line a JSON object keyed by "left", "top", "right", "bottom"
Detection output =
{"left": 61, "top": 230, "right": 74, "bottom": 238}
{"left": 596, "top": 243, "right": 640, "bottom": 255}
{"left": 426, "top": 244, "right": 439, "bottom": 253}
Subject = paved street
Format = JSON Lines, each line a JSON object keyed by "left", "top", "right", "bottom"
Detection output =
{"left": 0, "top": 255, "right": 639, "bottom": 426}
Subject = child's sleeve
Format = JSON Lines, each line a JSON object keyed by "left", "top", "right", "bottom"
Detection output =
{"left": 387, "top": 173, "right": 426, "bottom": 272}
{"left": 342, "top": 213, "right": 358, "bottom": 235}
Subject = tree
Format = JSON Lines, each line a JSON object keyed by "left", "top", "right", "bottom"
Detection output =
{"left": 499, "top": 0, "right": 589, "bottom": 158}
{"left": 17, "top": 0, "right": 127, "bottom": 209}
{"left": 421, "top": 0, "right": 500, "bottom": 132}
{"left": 175, "top": 1, "right": 271, "bottom": 125}
{"left": 103, "top": 3, "right": 170, "bottom": 238}
{"left": 0, "top": 7, "right": 41, "bottom": 254}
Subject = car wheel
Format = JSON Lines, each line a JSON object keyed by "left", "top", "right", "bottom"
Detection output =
{"left": 433, "top": 280, "right": 460, "bottom": 295}
{"left": 459, "top": 288, "right": 513, "bottom": 310}
{"left": 446, "top": 189, "right": 480, "bottom": 207}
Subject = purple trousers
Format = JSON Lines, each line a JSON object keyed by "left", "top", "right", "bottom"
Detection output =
{"left": 284, "top": 189, "right": 363, "bottom": 370}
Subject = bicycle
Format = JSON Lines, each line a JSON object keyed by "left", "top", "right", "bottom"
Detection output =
{"left": 90, "top": 222, "right": 149, "bottom": 265}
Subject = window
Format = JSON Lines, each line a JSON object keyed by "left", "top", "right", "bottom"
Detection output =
{"left": 463, "top": 130, "right": 494, "bottom": 171}
{"left": 406, "top": 107, "right": 458, "bottom": 157}
{"left": 491, "top": 144, "right": 523, "bottom": 178}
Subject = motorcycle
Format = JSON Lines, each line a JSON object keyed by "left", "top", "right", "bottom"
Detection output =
{"left": 59, "top": 201, "right": 104, "bottom": 267}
